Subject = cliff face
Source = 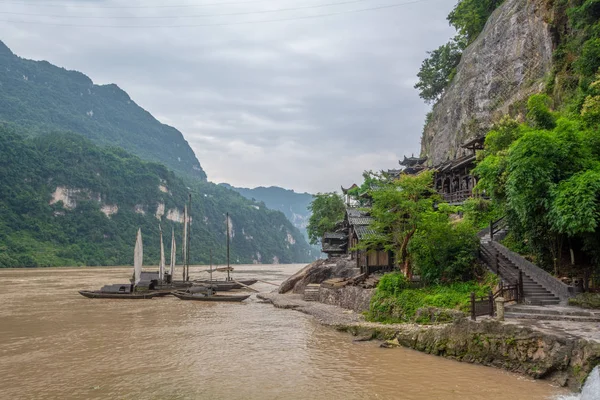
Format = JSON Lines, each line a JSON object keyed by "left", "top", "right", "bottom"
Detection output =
{"left": 421, "top": 0, "right": 554, "bottom": 165}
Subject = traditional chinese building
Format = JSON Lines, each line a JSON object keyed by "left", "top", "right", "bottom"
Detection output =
{"left": 433, "top": 136, "right": 485, "bottom": 205}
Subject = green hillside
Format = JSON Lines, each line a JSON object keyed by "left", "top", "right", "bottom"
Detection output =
{"left": 0, "top": 40, "right": 205, "bottom": 181}
{"left": 0, "top": 126, "right": 313, "bottom": 267}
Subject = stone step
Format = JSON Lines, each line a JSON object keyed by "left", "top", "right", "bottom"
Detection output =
{"left": 525, "top": 299, "right": 561, "bottom": 306}
{"left": 505, "top": 312, "right": 600, "bottom": 322}
{"left": 507, "top": 305, "right": 600, "bottom": 318}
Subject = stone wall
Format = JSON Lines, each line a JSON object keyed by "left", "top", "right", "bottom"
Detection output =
{"left": 319, "top": 286, "right": 374, "bottom": 313}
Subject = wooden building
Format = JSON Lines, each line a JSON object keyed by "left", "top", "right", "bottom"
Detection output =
{"left": 345, "top": 208, "right": 393, "bottom": 274}
{"left": 321, "top": 232, "right": 348, "bottom": 258}
{"left": 433, "top": 136, "right": 485, "bottom": 205}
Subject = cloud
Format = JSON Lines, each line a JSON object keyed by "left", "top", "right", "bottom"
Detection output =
{"left": 0, "top": 0, "right": 455, "bottom": 193}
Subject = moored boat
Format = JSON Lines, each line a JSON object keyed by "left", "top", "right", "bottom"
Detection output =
{"left": 78, "top": 290, "right": 159, "bottom": 299}
{"left": 172, "top": 290, "right": 250, "bottom": 302}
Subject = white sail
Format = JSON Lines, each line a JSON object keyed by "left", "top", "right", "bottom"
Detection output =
{"left": 182, "top": 205, "right": 188, "bottom": 281}
{"left": 134, "top": 228, "right": 143, "bottom": 286}
{"left": 159, "top": 226, "right": 165, "bottom": 282}
{"left": 169, "top": 228, "right": 176, "bottom": 276}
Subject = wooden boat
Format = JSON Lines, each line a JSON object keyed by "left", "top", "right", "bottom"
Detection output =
{"left": 172, "top": 290, "right": 250, "bottom": 302}
{"left": 78, "top": 290, "right": 158, "bottom": 299}
{"left": 193, "top": 279, "right": 257, "bottom": 290}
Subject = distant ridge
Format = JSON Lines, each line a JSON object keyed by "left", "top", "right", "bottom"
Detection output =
{"left": 0, "top": 40, "right": 206, "bottom": 181}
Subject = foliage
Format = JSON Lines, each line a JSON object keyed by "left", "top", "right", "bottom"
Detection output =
{"left": 409, "top": 212, "right": 480, "bottom": 284}
{"left": 568, "top": 292, "right": 600, "bottom": 309}
{"left": 0, "top": 126, "right": 314, "bottom": 267}
{"left": 0, "top": 40, "right": 205, "bottom": 181}
{"left": 447, "top": 0, "right": 504, "bottom": 45}
{"left": 306, "top": 192, "right": 346, "bottom": 245}
{"left": 368, "top": 272, "right": 493, "bottom": 323}
{"left": 461, "top": 197, "right": 503, "bottom": 229}
{"left": 414, "top": 40, "right": 464, "bottom": 103}
{"left": 359, "top": 171, "right": 439, "bottom": 275}
{"left": 415, "top": 0, "right": 504, "bottom": 103}
{"left": 474, "top": 95, "right": 600, "bottom": 275}
{"left": 526, "top": 94, "right": 556, "bottom": 130}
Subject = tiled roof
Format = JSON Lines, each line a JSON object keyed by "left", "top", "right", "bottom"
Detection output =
{"left": 349, "top": 216, "right": 373, "bottom": 226}
{"left": 354, "top": 225, "right": 376, "bottom": 239}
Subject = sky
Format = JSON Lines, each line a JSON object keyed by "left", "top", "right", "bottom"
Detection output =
{"left": 1, "top": 0, "right": 456, "bottom": 193}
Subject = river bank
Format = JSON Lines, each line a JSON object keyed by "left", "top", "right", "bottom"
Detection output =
{"left": 258, "top": 291, "right": 600, "bottom": 391}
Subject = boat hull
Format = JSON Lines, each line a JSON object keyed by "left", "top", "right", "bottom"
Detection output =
{"left": 172, "top": 291, "right": 250, "bottom": 302}
{"left": 78, "top": 290, "right": 158, "bottom": 299}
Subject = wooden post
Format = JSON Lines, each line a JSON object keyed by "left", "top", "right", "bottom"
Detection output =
{"left": 490, "top": 220, "right": 494, "bottom": 242}
{"left": 489, "top": 290, "right": 494, "bottom": 317}
{"left": 470, "top": 292, "right": 476, "bottom": 321}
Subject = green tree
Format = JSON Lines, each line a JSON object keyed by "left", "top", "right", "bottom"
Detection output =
{"left": 414, "top": 40, "right": 463, "bottom": 103}
{"left": 447, "top": 0, "right": 504, "bottom": 45}
{"left": 306, "top": 193, "right": 346, "bottom": 245}
{"left": 360, "top": 170, "right": 439, "bottom": 276}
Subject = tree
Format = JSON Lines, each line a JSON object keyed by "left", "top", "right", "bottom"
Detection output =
{"left": 414, "top": 40, "right": 463, "bottom": 103}
{"left": 360, "top": 170, "right": 439, "bottom": 276}
{"left": 306, "top": 193, "right": 346, "bottom": 245}
{"left": 474, "top": 94, "right": 600, "bottom": 276}
{"left": 447, "top": 0, "right": 504, "bottom": 45}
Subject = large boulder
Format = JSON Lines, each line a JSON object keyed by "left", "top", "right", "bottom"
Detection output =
{"left": 278, "top": 256, "right": 359, "bottom": 294}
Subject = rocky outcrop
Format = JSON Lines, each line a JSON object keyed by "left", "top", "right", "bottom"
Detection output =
{"left": 341, "top": 319, "right": 600, "bottom": 390}
{"left": 278, "top": 256, "right": 360, "bottom": 294}
{"left": 421, "top": 0, "right": 554, "bottom": 165}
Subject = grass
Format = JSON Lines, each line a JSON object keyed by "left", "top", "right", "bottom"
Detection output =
{"left": 367, "top": 272, "right": 496, "bottom": 324}
{"left": 568, "top": 292, "right": 600, "bottom": 309}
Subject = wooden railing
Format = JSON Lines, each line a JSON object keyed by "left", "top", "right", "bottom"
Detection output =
{"left": 470, "top": 291, "right": 494, "bottom": 320}
{"left": 489, "top": 217, "right": 507, "bottom": 241}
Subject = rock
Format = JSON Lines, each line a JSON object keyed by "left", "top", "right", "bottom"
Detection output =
{"left": 421, "top": 0, "right": 553, "bottom": 164}
{"left": 278, "top": 256, "right": 359, "bottom": 294}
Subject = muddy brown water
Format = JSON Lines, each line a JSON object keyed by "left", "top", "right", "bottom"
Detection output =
{"left": 0, "top": 265, "right": 568, "bottom": 400}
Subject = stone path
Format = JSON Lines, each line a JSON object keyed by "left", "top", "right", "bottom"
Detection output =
{"left": 260, "top": 292, "right": 600, "bottom": 344}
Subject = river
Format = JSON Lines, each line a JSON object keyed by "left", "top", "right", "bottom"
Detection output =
{"left": 0, "top": 265, "right": 568, "bottom": 399}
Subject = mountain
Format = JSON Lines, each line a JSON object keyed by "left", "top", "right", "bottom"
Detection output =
{"left": 0, "top": 126, "right": 314, "bottom": 267}
{"left": 220, "top": 184, "right": 313, "bottom": 235}
{"left": 0, "top": 40, "right": 205, "bottom": 181}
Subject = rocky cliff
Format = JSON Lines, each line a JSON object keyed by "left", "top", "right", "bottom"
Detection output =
{"left": 421, "top": 0, "right": 554, "bottom": 165}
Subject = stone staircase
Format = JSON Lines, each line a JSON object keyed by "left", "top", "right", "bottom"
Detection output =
{"left": 480, "top": 235, "right": 561, "bottom": 306}
{"left": 505, "top": 304, "right": 600, "bottom": 322}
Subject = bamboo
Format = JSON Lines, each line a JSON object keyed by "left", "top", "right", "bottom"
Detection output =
{"left": 255, "top": 279, "right": 279, "bottom": 286}
{"left": 232, "top": 279, "right": 259, "bottom": 293}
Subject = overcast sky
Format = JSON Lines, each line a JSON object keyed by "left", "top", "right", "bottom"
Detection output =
{"left": 1, "top": 0, "right": 455, "bottom": 193}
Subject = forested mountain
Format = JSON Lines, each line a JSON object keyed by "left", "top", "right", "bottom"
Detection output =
{"left": 220, "top": 184, "right": 313, "bottom": 235}
{"left": 0, "top": 126, "right": 314, "bottom": 267}
{"left": 0, "top": 40, "right": 205, "bottom": 180}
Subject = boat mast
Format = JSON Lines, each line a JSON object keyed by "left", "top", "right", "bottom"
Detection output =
{"left": 182, "top": 205, "right": 188, "bottom": 282}
{"left": 170, "top": 228, "right": 176, "bottom": 278}
{"left": 226, "top": 212, "right": 231, "bottom": 281}
{"left": 159, "top": 224, "right": 165, "bottom": 282}
{"left": 186, "top": 193, "right": 191, "bottom": 282}
{"left": 209, "top": 248, "right": 213, "bottom": 283}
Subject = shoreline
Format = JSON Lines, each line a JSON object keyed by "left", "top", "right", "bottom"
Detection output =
{"left": 258, "top": 291, "right": 600, "bottom": 391}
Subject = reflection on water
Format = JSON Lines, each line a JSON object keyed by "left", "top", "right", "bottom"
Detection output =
{"left": 0, "top": 265, "right": 567, "bottom": 400}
